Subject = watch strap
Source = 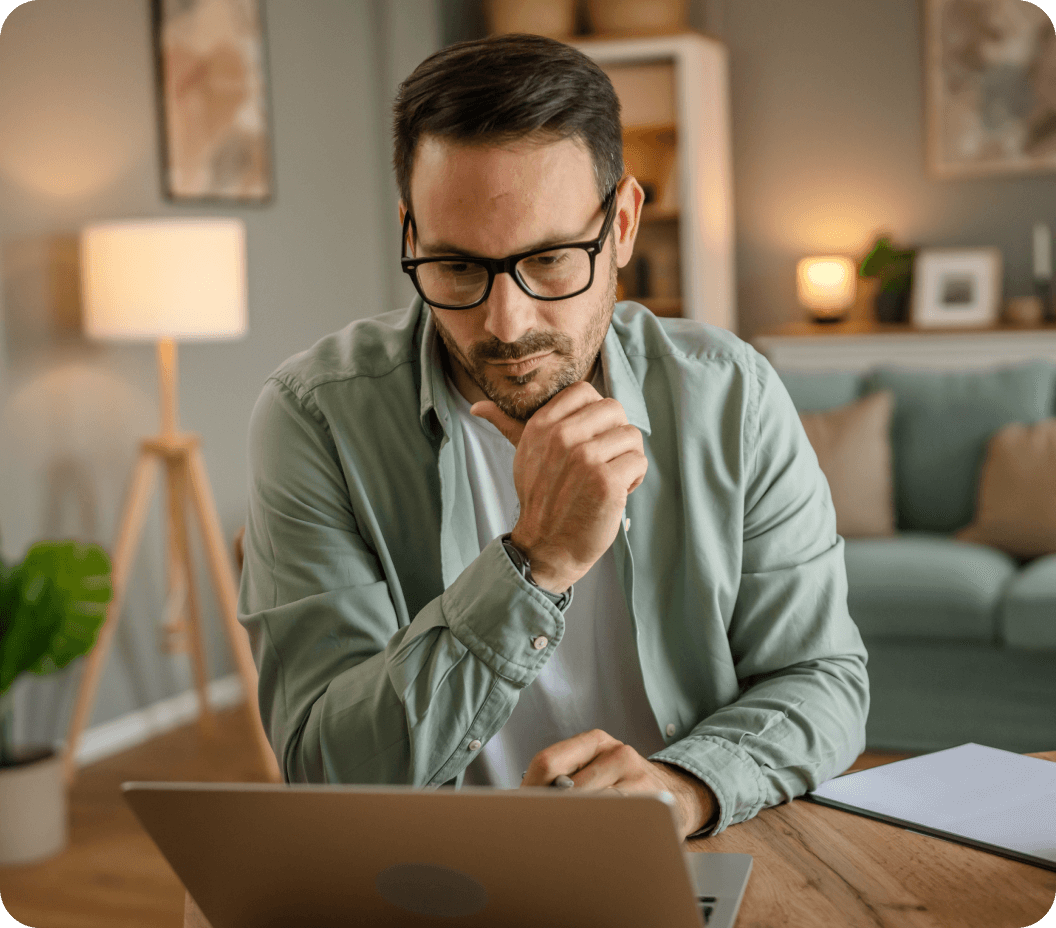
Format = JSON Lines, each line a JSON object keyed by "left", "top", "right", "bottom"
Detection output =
{"left": 500, "top": 533, "right": 572, "bottom": 610}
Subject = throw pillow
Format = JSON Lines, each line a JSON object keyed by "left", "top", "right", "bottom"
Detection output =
{"left": 799, "top": 390, "right": 896, "bottom": 538}
{"left": 955, "top": 419, "right": 1056, "bottom": 560}
{"left": 864, "top": 362, "right": 1056, "bottom": 534}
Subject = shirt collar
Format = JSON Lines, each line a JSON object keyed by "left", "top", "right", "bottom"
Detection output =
{"left": 416, "top": 298, "right": 652, "bottom": 439}
{"left": 417, "top": 298, "right": 449, "bottom": 439}
{"left": 600, "top": 315, "right": 652, "bottom": 436}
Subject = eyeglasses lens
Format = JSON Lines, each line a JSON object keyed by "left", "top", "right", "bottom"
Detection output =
{"left": 415, "top": 247, "right": 592, "bottom": 308}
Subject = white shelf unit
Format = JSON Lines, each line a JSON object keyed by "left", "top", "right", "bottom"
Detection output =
{"left": 753, "top": 328, "right": 1056, "bottom": 372}
{"left": 575, "top": 31, "right": 737, "bottom": 333}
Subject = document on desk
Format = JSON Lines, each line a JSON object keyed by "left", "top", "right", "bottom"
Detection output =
{"left": 806, "top": 743, "right": 1056, "bottom": 871}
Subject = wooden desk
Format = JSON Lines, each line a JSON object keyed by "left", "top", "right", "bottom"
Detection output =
{"left": 184, "top": 752, "right": 1056, "bottom": 928}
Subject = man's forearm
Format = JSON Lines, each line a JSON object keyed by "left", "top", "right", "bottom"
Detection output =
{"left": 656, "top": 762, "right": 721, "bottom": 837}
{"left": 246, "top": 537, "right": 567, "bottom": 785}
{"left": 651, "top": 653, "right": 869, "bottom": 834}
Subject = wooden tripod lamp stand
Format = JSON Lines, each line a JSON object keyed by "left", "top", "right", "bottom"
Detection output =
{"left": 65, "top": 218, "right": 281, "bottom": 785}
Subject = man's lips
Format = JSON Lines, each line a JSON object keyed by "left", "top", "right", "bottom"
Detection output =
{"left": 485, "top": 352, "right": 553, "bottom": 376}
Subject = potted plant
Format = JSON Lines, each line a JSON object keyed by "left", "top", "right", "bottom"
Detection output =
{"left": 0, "top": 539, "right": 111, "bottom": 865}
{"left": 860, "top": 236, "right": 916, "bottom": 324}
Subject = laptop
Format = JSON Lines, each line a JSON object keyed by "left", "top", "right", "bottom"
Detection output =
{"left": 123, "top": 781, "right": 752, "bottom": 928}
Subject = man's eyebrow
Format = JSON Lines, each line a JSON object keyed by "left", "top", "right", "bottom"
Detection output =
{"left": 416, "top": 216, "right": 599, "bottom": 258}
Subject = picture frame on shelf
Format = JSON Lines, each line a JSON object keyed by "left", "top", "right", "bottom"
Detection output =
{"left": 910, "top": 247, "right": 1003, "bottom": 328}
{"left": 923, "top": 0, "right": 1056, "bottom": 179}
{"left": 151, "top": 0, "right": 274, "bottom": 203}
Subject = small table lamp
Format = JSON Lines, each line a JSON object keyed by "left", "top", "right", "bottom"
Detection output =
{"left": 66, "top": 218, "right": 280, "bottom": 785}
{"left": 796, "top": 255, "right": 857, "bottom": 324}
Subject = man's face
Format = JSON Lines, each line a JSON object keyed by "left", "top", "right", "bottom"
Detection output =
{"left": 404, "top": 135, "right": 641, "bottom": 421}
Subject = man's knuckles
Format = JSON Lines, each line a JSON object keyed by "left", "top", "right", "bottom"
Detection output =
{"left": 526, "top": 749, "right": 565, "bottom": 782}
{"left": 600, "top": 742, "right": 641, "bottom": 771}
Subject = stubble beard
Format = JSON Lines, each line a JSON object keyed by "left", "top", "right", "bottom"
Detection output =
{"left": 433, "top": 256, "right": 618, "bottom": 422}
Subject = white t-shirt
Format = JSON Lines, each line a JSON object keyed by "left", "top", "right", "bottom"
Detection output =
{"left": 447, "top": 366, "right": 666, "bottom": 788}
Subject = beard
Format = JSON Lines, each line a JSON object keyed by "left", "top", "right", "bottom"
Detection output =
{"left": 433, "top": 256, "right": 617, "bottom": 422}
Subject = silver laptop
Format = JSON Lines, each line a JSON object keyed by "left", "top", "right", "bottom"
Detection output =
{"left": 123, "top": 781, "right": 751, "bottom": 928}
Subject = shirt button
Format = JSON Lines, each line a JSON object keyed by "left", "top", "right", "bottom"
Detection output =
{"left": 468, "top": 739, "right": 482, "bottom": 751}
{"left": 666, "top": 723, "right": 677, "bottom": 737}
{"left": 532, "top": 636, "right": 548, "bottom": 650}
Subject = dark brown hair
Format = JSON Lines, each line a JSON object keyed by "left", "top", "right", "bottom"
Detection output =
{"left": 392, "top": 34, "right": 623, "bottom": 209}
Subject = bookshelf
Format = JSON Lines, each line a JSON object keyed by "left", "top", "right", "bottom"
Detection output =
{"left": 575, "top": 31, "right": 736, "bottom": 332}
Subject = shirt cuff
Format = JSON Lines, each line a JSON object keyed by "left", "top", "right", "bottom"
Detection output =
{"left": 651, "top": 736, "right": 767, "bottom": 836}
{"left": 442, "top": 536, "right": 567, "bottom": 688}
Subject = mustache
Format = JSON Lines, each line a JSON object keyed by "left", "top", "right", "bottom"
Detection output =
{"left": 470, "top": 331, "right": 574, "bottom": 364}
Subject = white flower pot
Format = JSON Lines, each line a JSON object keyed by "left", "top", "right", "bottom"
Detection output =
{"left": 0, "top": 747, "right": 67, "bottom": 865}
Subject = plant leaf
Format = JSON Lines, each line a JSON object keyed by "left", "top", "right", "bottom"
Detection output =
{"left": 0, "top": 542, "right": 112, "bottom": 693}
{"left": 0, "top": 570, "right": 65, "bottom": 694}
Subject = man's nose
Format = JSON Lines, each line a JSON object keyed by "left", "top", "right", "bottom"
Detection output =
{"left": 482, "top": 271, "right": 539, "bottom": 345}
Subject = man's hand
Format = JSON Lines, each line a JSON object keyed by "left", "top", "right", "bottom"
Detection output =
{"left": 471, "top": 381, "right": 647, "bottom": 593}
{"left": 519, "top": 729, "right": 718, "bottom": 841}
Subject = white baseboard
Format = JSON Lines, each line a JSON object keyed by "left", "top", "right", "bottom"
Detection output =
{"left": 70, "top": 674, "right": 245, "bottom": 768}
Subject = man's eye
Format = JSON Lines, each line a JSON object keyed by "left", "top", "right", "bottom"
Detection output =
{"left": 438, "top": 261, "right": 479, "bottom": 275}
{"left": 524, "top": 251, "right": 569, "bottom": 269}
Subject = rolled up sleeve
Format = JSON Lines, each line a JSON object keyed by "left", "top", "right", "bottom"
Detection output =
{"left": 652, "top": 349, "right": 870, "bottom": 835}
{"left": 239, "top": 379, "right": 566, "bottom": 787}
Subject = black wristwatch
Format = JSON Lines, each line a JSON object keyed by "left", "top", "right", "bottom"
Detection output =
{"left": 500, "top": 533, "right": 572, "bottom": 610}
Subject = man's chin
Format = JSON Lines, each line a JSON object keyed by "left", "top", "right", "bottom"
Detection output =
{"left": 482, "top": 379, "right": 554, "bottom": 422}
{"left": 473, "top": 351, "right": 590, "bottom": 421}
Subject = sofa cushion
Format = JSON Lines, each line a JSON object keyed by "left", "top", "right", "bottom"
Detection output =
{"left": 955, "top": 419, "right": 1056, "bottom": 560}
{"left": 843, "top": 533, "right": 1018, "bottom": 641}
{"left": 778, "top": 369, "right": 863, "bottom": 413}
{"left": 865, "top": 362, "right": 1056, "bottom": 533}
{"left": 799, "top": 391, "right": 896, "bottom": 538}
{"left": 1000, "top": 553, "right": 1056, "bottom": 650}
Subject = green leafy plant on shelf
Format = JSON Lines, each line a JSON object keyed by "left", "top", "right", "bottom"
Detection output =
{"left": 0, "top": 540, "right": 112, "bottom": 767}
{"left": 859, "top": 236, "right": 916, "bottom": 324}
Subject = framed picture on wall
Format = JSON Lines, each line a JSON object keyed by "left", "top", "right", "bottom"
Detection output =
{"left": 152, "top": 0, "right": 274, "bottom": 202}
{"left": 924, "top": 0, "right": 1056, "bottom": 178}
{"left": 910, "top": 248, "right": 1003, "bottom": 327}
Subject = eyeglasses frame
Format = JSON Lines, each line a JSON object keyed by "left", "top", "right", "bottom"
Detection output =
{"left": 400, "top": 186, "right": 620, "bottom": 310}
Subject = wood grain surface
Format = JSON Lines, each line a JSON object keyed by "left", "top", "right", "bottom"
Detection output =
{"left": 689, "top": 750, "right": 1056, "bottom": 928}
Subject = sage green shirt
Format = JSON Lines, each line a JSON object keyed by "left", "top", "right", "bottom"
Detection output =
{"left": 239, "top": 298, "right": 869, "bottom": 835}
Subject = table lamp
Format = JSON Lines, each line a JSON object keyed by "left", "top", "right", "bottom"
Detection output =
{"left": 796, "top": 255, "right": 857, "bottom": 324}
{"left": 66, "top": 218, "right": 280, "bottom": 785}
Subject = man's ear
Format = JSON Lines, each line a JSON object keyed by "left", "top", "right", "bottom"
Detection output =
{"left": 398, "top": 200, "right": 413, "bottom": 256}
{"left": 613, "top": 175, "right": 645, "bottom": 270}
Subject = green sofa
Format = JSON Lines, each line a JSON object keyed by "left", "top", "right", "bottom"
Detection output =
{"left": 776, "top": 360, "right": 1056, "bottom": 754}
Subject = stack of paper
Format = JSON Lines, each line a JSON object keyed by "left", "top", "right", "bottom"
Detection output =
{"left": 808, "top": 743, "right": 1056, "bottom": 870}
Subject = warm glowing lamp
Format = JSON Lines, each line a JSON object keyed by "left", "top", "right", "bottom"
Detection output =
{"left": 796, "top": 255, "right": 857, "bottom": 323}
{"left": 67, "top": 219, "right": 280, "bottom": 785}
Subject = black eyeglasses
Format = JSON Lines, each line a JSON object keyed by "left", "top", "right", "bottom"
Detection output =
{"left": 400, "top": 187, "right": 619, "bottom": 310}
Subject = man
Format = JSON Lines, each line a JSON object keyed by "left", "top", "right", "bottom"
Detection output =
{"left": 239, "top": 34, "right": 869, "bottom": 840}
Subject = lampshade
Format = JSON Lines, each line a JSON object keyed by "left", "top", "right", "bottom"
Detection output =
{"left": 796, "top": 256, "right": 857, "bottom": 312}
{"left": 81, "top": 218, "right": 247, "bottom": 341}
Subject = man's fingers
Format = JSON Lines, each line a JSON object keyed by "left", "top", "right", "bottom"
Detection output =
{"left": 570, "top": 742, "right": 642, "bottom": 790}
{"left": 536, "top": 395, "right": 629, "bottom": 451}
{"left": 607, "top": 449, "right": 649, "bottom": 496}
{"left": 527, "top": 379, "right": 605, "bottom": 429}
{"left": 520, "top": 728, "right": 622, "bottom": 786}
{"left": 470, "top": 400, "right": 525, "bottom": 447}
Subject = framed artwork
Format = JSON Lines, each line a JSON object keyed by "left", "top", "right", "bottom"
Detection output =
{"left": 911, "top": 248, "right": 1003, "bottom": 327}
{"left": 152, "top": 0, "right": 273, "bottom": 203}
{"left": 924, "top": 0, "right": 1056, "bottom": 178}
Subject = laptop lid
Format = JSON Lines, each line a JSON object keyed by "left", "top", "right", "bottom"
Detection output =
{"left": 122, "top": 781, "right": 750, "bottom": 928}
